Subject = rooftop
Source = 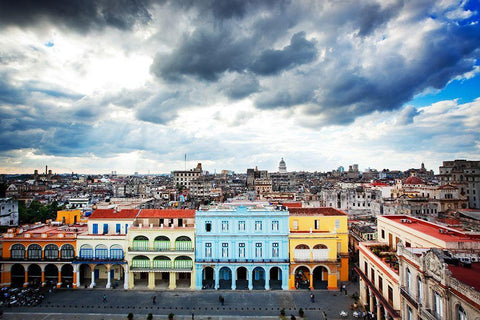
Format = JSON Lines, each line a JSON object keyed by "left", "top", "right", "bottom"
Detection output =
{"left": 137, "top": 209, "right": 195, "bottom": 218}
{"left": 89, "top": 209, "right": 139, "bottom": 219}
{"left": 382, "top": 215, "right": 480, "bottom": 243}
{"left": 447, "top": 262, "right": 480, "bottom": 291}
{"left": 289, "top": 207, "right": 347, "bottom": 216}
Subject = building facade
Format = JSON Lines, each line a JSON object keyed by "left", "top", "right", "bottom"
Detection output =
{"left": 288, "top": 207, "right": 349, "bottom": 290}
{"left": 438, "top": 160, "right": 480, "bottom": 209}
{"left": 195, "top": 205, "right": 289, "bottom": 290}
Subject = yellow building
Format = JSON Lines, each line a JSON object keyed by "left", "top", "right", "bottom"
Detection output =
{"left": 56, "top": 210, "right": 82, "bottom": 225}
{"left": 288, "top": 207, "right": 349, "bottom": 290}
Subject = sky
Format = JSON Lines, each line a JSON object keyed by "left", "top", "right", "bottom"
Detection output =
{"left": 0, "top": 0, "right": 479, "bottom": 175}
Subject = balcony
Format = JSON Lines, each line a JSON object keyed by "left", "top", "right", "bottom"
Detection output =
{"left": 400, "top": 286, "right": 418, "bottom": 308}
{"left": 293, "top": 249, "right": 331, "bottom": 262}
{"left": 128, "top": 247, "right": 194, "bottom": 253}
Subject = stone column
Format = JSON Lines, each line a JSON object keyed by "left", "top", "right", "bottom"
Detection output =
{"left": 74, "top": 264, "right": 80, "bottom": 288}
{"left": 106, "top": 264, "right": 112, "bottom": 288}
{"left": 148, "top": 272, "right": 155, "bottom": 289}
{"left": 215, "top": 267, "right": 220, "bottom": 290}
{"left": 89, "top": 264, "right": 96, "bottom": 288}
{"left": 265, "top": 267, "right": 270, "bottom": 290}
{"left": 376, "top": 297, "right": 382, "bottom": 320}
{"left": 57, "top": 268, "right": 62, "bottom": 288}
{"left": 232, "top": 267, "right": 237, "bottom": 290}
{"left": 369, "top": 292, "right": 374, "bottom": 313}
{"left": 126, "top": 269, "right": 133, "bottom": 289}
{"left": 190, "top": 269, "right": 195, "bottom": 290}
{"left": 169, "top": 272, "right": 176, "bottom": 290}
{"left": 309, "top": 270, "right": 314, "bottom": 290}
{"left": 248, "top": 267, "right": 253, "bottom": 290}
{"left": 41, "top": 269, "right": 46, "bottom": 287}
{"left": 24, "top": 269, "right": 28, "bottom": 287}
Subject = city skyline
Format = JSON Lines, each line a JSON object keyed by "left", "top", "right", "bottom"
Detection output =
{"left": 1, "top": 1, "right": 479, "bottom": 174}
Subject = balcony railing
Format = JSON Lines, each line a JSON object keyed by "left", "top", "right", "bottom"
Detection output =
{"left": 128, "top": 247, "right": 194, "bottom": 252}
{"left": 196, "top": 258, "right": 289, "bottom": 263}
{"left": 293, "top": 249, "right": 332, "bottom": 262}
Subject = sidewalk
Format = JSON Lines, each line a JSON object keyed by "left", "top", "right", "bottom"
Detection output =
{"left": 3, "top": 313, "right": 283, "bottom": 320}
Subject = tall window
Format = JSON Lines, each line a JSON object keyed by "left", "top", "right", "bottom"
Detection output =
{"left": 406, "top": 268, "right": 411, "bottom": 293}
{"left": 388, "top": 286, "right": 393, "bottom": 305}
{"left": 27, "top": 244, "right": 42, "bottom": 260}
{"left": 272, "top": 220, "right": 279, "bottom": 231}
{"left": 378, "top": 276, "right": 383, "bottom": 294}
{"left": 335, "top": 219, "right": 340, "bottom": 229}
{"left": 116, "top": 223, "right": 121, "bottom": 234}
{"left": 222, "top": 243, "right": 229, "bottom": 258}
{"left": 417, "top": 276, "right": 423, "bottom": 303}
{"left": 221, "top": 221, "right": 229, "bottom": 232}
{"left": 364, "top": 261, "right": 368, "bottom": 274}
{"left": 92, "top": 223, "right": 98, "bottom": 234}
{"left": 103, "top": 223, "right": 108, "bottom": 234}
{"left": 60, "top": 244, "right": 74, "bottom": 259}
{"left": 272, "top": 243, "right": 279, "bottom": 258}
{"left": 238, "top": 243, "right": 245, "bottom": 258}
{"left": 434, "top": 291, "right": 443, "bottom": 319}
{"left": 255, "top": 221, "right": 262, "bottom": 231}
{"left": 314, "top": 220, "right": 319, "bottom": 230}
{"left": 11, "top": 244, "right": 25, "bottom": 260}
{"left": 457, "top": 306, "right": 466, "bottom": 320}
{"left": 205, "top": 221, "right": 212, "bottom": 232}
{"left": 205, "top": 243, "right": 212, "bottom": 258}
{"left": 371, "top": 268, "right": 375, "bottom": 285}
{"left": 44, "top": 244, "right": 59, "bottom": 260}
{"left": 293, "top": 220, "right": 298, "bottom": 230}
{"left": 407, "top": 306, "right": 413, "bottom": 320}
{"left": 255, "top": 243, "right": 262, "bottom": 258}
{"left": 238, "top": 221, "right": 246, "bottom": 231}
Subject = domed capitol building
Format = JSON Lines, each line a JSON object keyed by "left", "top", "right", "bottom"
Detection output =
{"left": 278, "top": 158, "right": 287, "bottom": 173}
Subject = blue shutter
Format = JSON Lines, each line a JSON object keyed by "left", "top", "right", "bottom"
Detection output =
{"left": 103, "top": 224, "right": 108, "bottom": 234}
{"left": 93, "top": 224, "right": 98, "bottom": 234}
{"left": 116, "top": 224, "right": 121, "bottom": 233}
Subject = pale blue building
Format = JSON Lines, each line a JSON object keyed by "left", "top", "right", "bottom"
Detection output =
{"left": 195, "top": 205, "right": 289, "bottom": 290}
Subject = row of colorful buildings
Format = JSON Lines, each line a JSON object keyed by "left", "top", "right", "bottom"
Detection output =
{"left": 0, "top": 205, "right": 349, "bottom": 291}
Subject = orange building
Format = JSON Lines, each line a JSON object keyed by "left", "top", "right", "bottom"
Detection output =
{"left": 1, "top": 224, "right": 87, "bottom": 288}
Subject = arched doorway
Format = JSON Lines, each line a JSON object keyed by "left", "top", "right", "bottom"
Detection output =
{"left": 252, "top": 267, "right": 265, "bottom": 290}
{"left": 313, "top": 266, "right": 328, "bottom": 289}
{"left": 132, "top": 255, "right": 150, "bottom": 288}
{"left": 295, "top": 266, "right": 310, "bottom": 289}
{"left": 174, "top": 256, "right": 193, "bottom": 288}
{"left": 269, "top": 267, "right": 282, "bottom": 290}
{"left": 61, "top": 264, "right": 73, "bottom": 288}
{"left": 11, "top": 264, "right": 25, "bottom": 287}
{"left": 219, "top": 267, "right": 232, "bottom": 289}
{"left": 154, "top": 236, "right": 170, "bottom": 251}
{"left": 175, "top": 236, "right": 193, "bottom": 251}
{"left": 44, "top": 264, "right": 59, "bottom": 288}
{"left": 79, "top": 264, "right": 91, "bottom": 288}
{"left": 27, "top": 264, "right": 42, "bottom": 287}
{"left": 236, "top": 267, "right": 248, "bottom": 290}
{"left": 153, "top": 256, "right": 170, "bottom": 288}
{"left": 202, "top": 266, "right": 214, "bottom": 289}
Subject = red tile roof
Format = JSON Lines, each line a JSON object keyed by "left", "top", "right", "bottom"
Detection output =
{"left": 282, "top": 202, "right": 303, "bottom": 208}
{"left": 384, "top": 215, "right": 480, "bottom": 242}
{"left": 89, "top": 209, "right": 139, "bottom": 219}
{"left": 447, "top": 263, "right": 480, "bottom": 291}
{"left": 137, "top": 209, "right": 195, "bottom": 218}
{"left": 288, "top": 207, "right": 347, "bottom": 216}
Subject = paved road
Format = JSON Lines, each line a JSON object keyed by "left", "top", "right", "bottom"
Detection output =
{"left": 3, "top": 282, "right": 360, "bottom": 320}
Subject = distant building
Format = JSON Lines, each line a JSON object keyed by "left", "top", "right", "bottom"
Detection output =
{"left": 246, "top": 166, "right": 269, "bottom": 188}
{"left": 0, "top": 198, "right": 18, "bottom": 226}
{"left": 438, "top": 160, "right": 480, "bottom": 209}
{"left": 173, "top": 163, "right": 203, "bottom": 189}
{"left": 278, "top": 158, "right": 287, "bottom": 173}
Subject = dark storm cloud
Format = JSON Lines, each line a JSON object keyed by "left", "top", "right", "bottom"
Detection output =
{"left": 222, "top": 73, "right": 260, "bottom": 100}
{"left": 0, "top": 0, "right": 153, "bottom": 31}
{"left": 251, "top": 32, "right": 317, "bottom": 75}
{"left": 152, "top": 31, "right": 316, "bottom": 81}
{"left": 135, "top": 91, "right": 185, "bottom": 124}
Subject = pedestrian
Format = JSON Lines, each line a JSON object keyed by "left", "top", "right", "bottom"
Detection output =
{"left": 221, "top": 296, "right": 225, "bottom": 306}
{"left": 310, "top": 293, "right": 315, "bottom": 303}
{"left": 152, "top": 295, "right": 156, "bottom": 304}
{"left": 290, "top": 315, "right": 296, "bottom": 320}
{"left": 103, "top": 294, "right": 107, "bottom": 303}
{"left": 192, "top": 312, "right": 195, "bottom": 320}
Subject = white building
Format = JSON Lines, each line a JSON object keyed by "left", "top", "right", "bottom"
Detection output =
{"left": 0, "top": 198, "right": 19, "bottom": 226}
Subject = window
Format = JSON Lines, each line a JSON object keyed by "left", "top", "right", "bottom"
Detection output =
{"left": 205, "top": 221, "right": 212, "bottom": 232}
{"left": 314, "top": 220, "right": 319, "bottom": 230}
{"left": 205, "top": 243, "right": 212, "bottom": 257}
{"left": 255, "top": 243, "right": 262, "bottom": 258}
{"left": 116, "top": 224, "right": 121, "bottom": 234}
{"left": 238, "top": 221, "right": 245, "bottom": 231}
{"left": 103, "top": 223, "right": 108, "bottom": 234}
{"left": 407, "top": 306, "right": 413, "bottom": 320}
{"left": 371, "top": 269, "right": 375, "bottom": 285}
{"left": 378, "top": 276, "right": 383, "bottom": 294}
{"left": 406, "top": 268, "right": 411, "bottom": 293}
{"left": 434, "top": 291, "right": 442, "bottom": 319}
{"left": 388, "top": 286, "right": 393, "bottom": 305}
{"left": 381, "top": 229, "right": 385, "bottom": 239}
{"left": 125, "top": 224, "right": 129, "bottom": 234}
{"left": 92, "top": 223, "right": 98, "bottom": 234}
{"left": 272, "top": 220, "right": 279, "bottom": 231}
{"left": 61, "top": 244, "right": 74, "bottom": 259}
{"left": 272, "top": 243, "right": 279, "bottom": 258}
{"left": 222, "top": 243, "right": 229, "bottom": 258}
{"left": 221, "top": 221, "right": 229, "bottom": 231}
{"left": 11, "top": 244, "right": 25, "bottom": 260}
{"left": 364, "top": 262, "right": 368, "bottom": 274}
{"left": 417, "top": 277, "right": 423, "bottom": 303}
{"left": 457, "top": 306, "right": 466, "bottom": 320}
{"left": 335, "top": 219, "right": 340, "bottom": 229}
{"left": 255, "top": 221, "right": 262, "bottom": 231}
{"left": 80, "top": 245, "right": 93, "bottom": 259}
{"left": 44, "top": 244, "right": 59, "bottom": 260}
{"left": 95, "top": 245, "right": 108, "bottom": 259}
{"left": 28, "top": 244, "right": 42, "bottom": 260}
{"left": 293, "top": 220, "right": 298, "bottom": 230}
{"left": 238, "top": 243, "right": 245, "bottom": 258}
